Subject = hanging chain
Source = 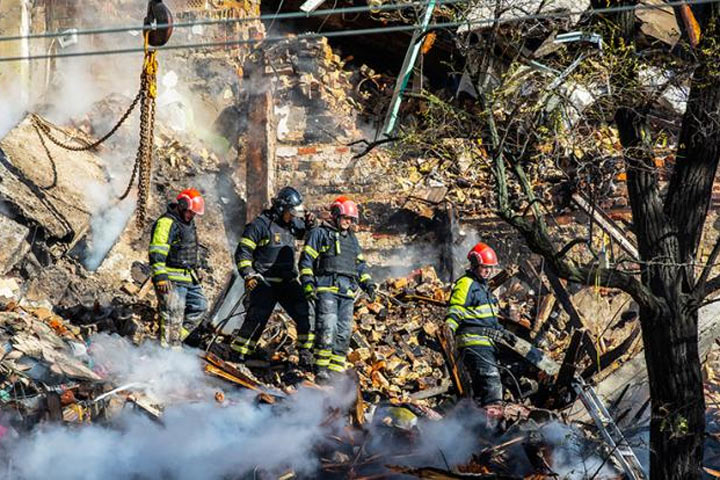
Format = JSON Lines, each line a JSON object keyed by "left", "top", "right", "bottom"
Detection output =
{"left": 31, "top": 31, "right": 159, "bottom": 226}
{"left": 119, "top": 32, "right": 158, "bottom": 227}
{"left": 31, "top": 121, "right": 59, "bottom": 190}
{"left": 30, "top": 86, "right": 143, "bottom": 153}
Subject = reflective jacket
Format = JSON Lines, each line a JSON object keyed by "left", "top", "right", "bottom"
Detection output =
{"left": 299, "top": 222, "right": 372, "bottom": 297}
{"left": 149, "top": 205, "right": 199, "bottom": 284}
{"left": 235, "top": 210, "right": 308, "bottom": 281}
{"left": 445, "top": 270, "right": 502, "bottom": 348}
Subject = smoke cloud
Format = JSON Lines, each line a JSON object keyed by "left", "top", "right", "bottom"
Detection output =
{"left": 5, "top": 335, "right": 357, "bottom": 480}
{"left": 1, "top": 335, "right": 628, "bottom": 479}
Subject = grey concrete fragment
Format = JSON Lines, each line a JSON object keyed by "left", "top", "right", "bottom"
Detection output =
{"left": 0, "top": 214, "right": 29, "bottom": 274}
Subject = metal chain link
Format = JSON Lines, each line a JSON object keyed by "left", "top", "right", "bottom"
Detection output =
{"left": 119, "top": 45, "right": 158, "bottom": 227}
{"left": 30, "top": 87, "right": 143, "bottom": 152}
{"left": 31, "top": 121, "right": 59, "bottom": 190}
{"left": 119, "top": 74, "right": 147, "bottom": 203}
{"left": 137, "top": 88, "right": 156, "bottom": 226}
{"left": 32, "top": 33, "right": 158, "bottom": 227}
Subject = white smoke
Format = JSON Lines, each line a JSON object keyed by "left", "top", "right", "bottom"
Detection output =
{"left": 1, "top": 335, "right": 628, "bottom": 479}
{"left": 539, "top": 421, "right": 618, "bottom": 479}
{"left": 0, "top": 82, "right": 29, "bottom": 140}
{"left": 87, "top": 333, "right": 214, "bottom": 401}
{"left": 82, "top": 183, "right": 136, "bottom": 272}
{"left": 5, "top": 334, "right": 358, "bottom": 480}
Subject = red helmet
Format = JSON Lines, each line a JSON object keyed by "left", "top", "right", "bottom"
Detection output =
{"left": 468, "top": 242, "right": 498, "bottom": 267}
{"left": 330, "top": 196, "right": 359, "bottom": 220}
{"left": 177, "top": 188, "right": 205, "bottom": 215}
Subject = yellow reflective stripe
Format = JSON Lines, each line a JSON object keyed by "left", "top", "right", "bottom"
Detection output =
{"left": 298, "top": 334, "right": 315, "bottom": 341}
{"left": 320, "top": 245, "right": 330, "bottom": 253}
{"left": 359, "top": 274, "right": 371, "bottom": 283}
{"left": 315, "top": 349, "right": 331, "bottom": 357}
{"left": 239, "top": 237, "right": 257, "bottom": 250}
{"left": 328, "top": 363, "right": 346, "bottom": 372}
{"left": 167, "top": 275, "right": 192, "bottom": 282}
{"left": 456, "top": 334, "right": 494, "bottom": 348}
{"left": 149, "top": 245, "right": 170, "bottom": 254}
{"left": 237, "top": 260, "right": 253, "bottom": 268}
{"left": 151, "top": 263, "right": 167, "bottom": 272}
{"left": 448, "top": 305, "right": 495, "bottom": 319}
{"left": 445, "top": 318, "right": 459, "bottom": 331}
{"left": 151, "top": 217, "right": 173, "bottom": 247}
{"left": 231, "top": 344, "right": 252, "bottom": 355}
{"left": 335, "top": 238, "right": 341, "bottom": 254}
{"left": 258, "top": 238, "right": 270, "bottom": 246}
{"left": 180, "top": 327, "right": 191, "bottom": 340}
{"left": 315, "top": 358, "right": 330, "bottom": 366}
{"left": 303, "top": 245, "right": 319, "bottom": 259}
{"left": 317, "top": 286, "right": 339, "bottom": 293}
{"left": 300, "top": 268, "right": 314, "bottom": 276}
{"left": 166, "top": 266, "right": 190, "bottom": 273}
{"left": 330, "top": 354, "right": 346, "bottom": 363}
{"left": 165, "top": 267, "right": 192, "bottom": 282}
{"left": 232, "top": 337, "right": 256, "bottom": 347}
{"left": 357, "top": 254, "right": 365, "bottom": 261}
{"left": 450, "top": 276, "right": 473, "bottom": 306}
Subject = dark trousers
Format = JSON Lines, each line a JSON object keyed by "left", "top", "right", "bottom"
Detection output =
{"left": 314, "top": 291, "right": 355, "bottom": 373}
{"left": 460, "top": 345, "right": 503, "bottom": 406}
{"left": 231, "top": 279, "right": 314, "bottom": 356}
{"left": 157, "top": 282, "right": 208, "bottom": 348}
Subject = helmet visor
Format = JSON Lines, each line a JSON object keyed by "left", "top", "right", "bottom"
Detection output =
{"left": 288, "top": 203, "right": 305, "bottom": 217}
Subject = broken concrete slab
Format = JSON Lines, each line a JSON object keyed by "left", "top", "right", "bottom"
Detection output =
{"left": 0, "top": 115, "right": 107, "bottom": 245}
{"left": 0, "top": 215, "right": 30, "bottom": 274}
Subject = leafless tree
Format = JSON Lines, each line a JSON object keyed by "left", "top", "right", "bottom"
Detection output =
{"left": 392, "top": 0, "right": 720, "bottom": 477}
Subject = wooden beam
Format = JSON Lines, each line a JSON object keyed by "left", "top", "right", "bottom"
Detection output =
{"left": 531, "top": 293, "right": 556, "bottom": 339}
{"left": 581, "top": 324, "right": 641, "bottom": 378}
{"left": 555, "top": 329, "right": 584, "bottom": 390}
{"left": 436, "top": 326, "right": 467, "bottom": 397}
{"left": 571, "top": 192, "right": 639, "bottom": 260}
{"left": 524, "top": 260, "right": 599, "bottom": 364}
{"left": 543, "top": 268, "right": 599, "bottom": 365}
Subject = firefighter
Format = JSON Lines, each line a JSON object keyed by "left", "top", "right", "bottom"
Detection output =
{"left": 149, "top": 188, "right": 208, "bottom": 349}
{"left": 445, "top": 242, "right": 506, "bottom": 406}
{"left": 299, "top": 196, "right": 376, "bottom": 382}
{"left": 230, "top": 187, "right": 316, "bottom": 368}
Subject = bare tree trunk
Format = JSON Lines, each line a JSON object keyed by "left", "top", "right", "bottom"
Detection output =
{"left": 640, "top": 305, "right": 704, "bottom": 478}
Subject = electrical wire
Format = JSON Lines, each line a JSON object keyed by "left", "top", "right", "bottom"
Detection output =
{"left": 3, "top": 0, "right": 718, "bottom": 44}
{"left": 0, "top": 0, "right": 465, "bottom": 43}
{"left": 1, "top": 0, "right": 719, "bottom": 62}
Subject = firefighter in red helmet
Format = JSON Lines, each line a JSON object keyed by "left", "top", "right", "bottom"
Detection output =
{"left": 148, "top": 188, "right": 208, "bottom": 348}
{"left": 298, "top": 196, "right": 376, "bottom": 382}
{"left": 445, "top": 242, "right": 506, "bottom": 406}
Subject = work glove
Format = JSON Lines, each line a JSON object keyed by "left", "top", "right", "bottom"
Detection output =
{"left": 304, "top": 211, "right": 317, "bottom": 229}
{"left": 303, "top": 282, "right": 317, "bottom": 301}
{"left": 155, "top": 279, "right": 171, "bottom": 295}
{"left": 365, "top": 282, "right": 378, "bottom": 303}
{"left": 245, "top": 273, "right": 261, "bottom": 293}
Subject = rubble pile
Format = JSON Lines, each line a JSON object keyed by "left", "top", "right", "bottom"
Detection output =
{"left": 0, "top": 304, "right": 105, "bottom": 428}
{"left": 0, "top": 265, "right": 687, "bottom": 479}
{"left": 349, "top": 266, "right": 450, "bottom": 401}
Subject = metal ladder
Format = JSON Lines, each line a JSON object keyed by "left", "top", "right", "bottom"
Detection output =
{"left": 572, "top": 376, "right": 646, "bottom": 480}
